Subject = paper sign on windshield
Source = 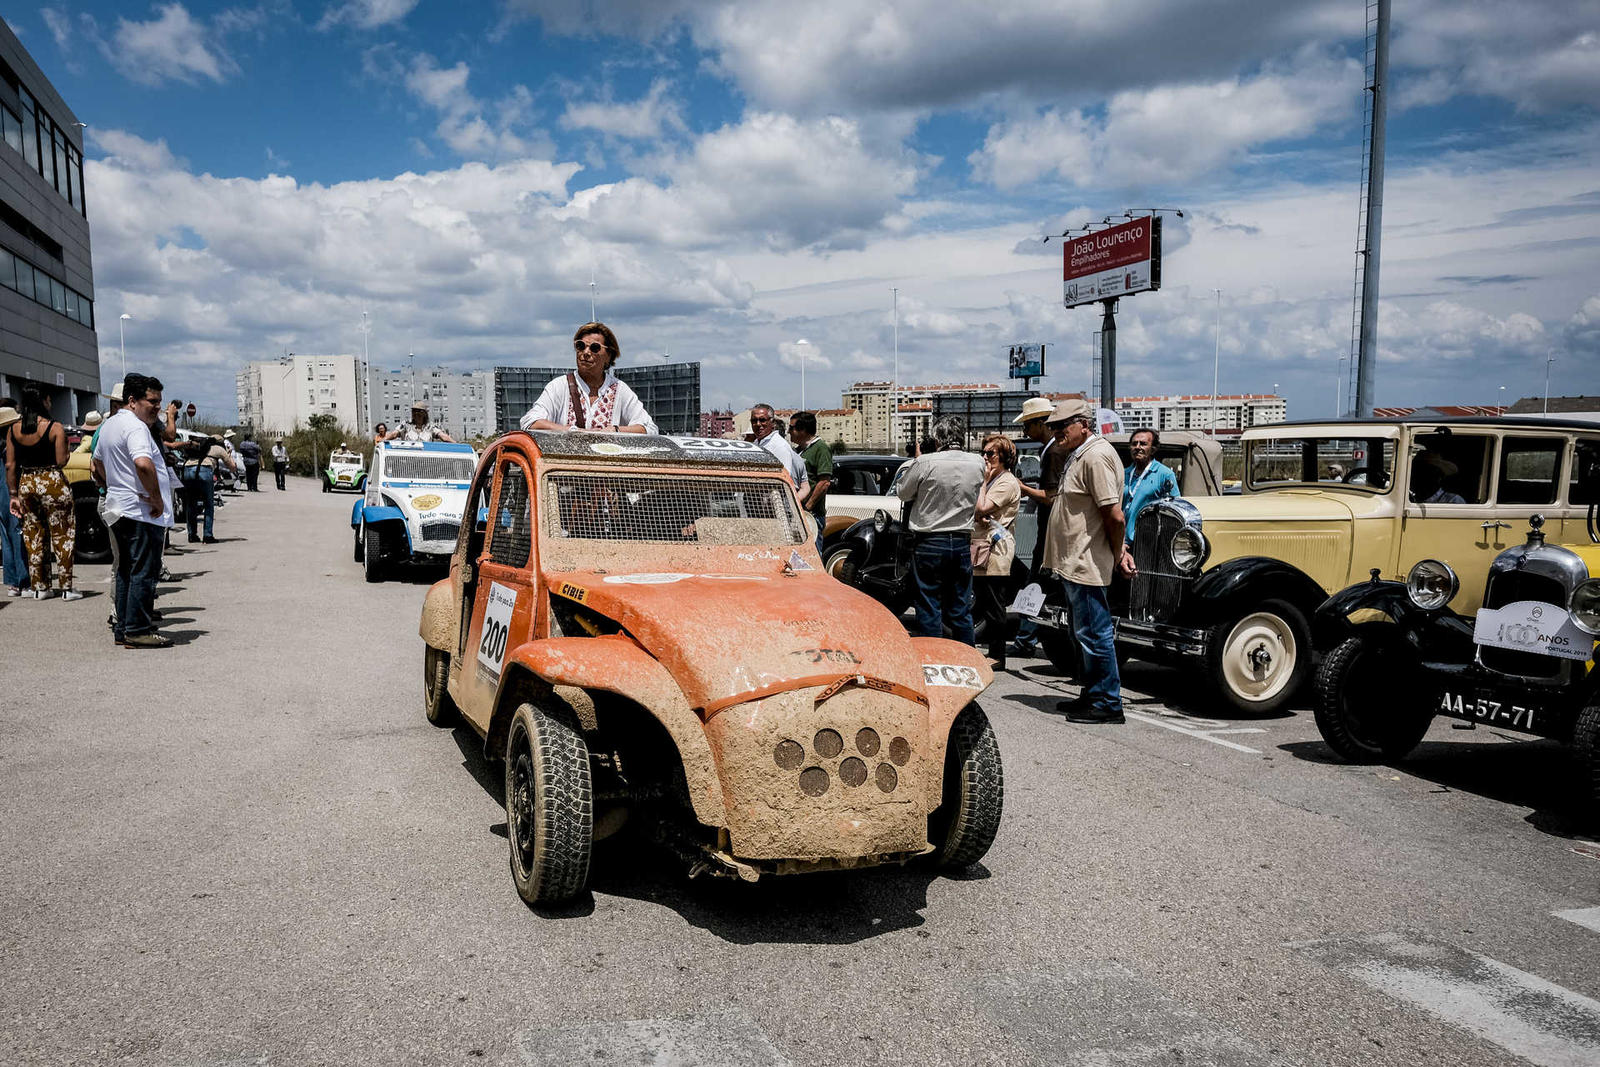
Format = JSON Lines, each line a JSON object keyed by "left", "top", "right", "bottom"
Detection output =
{"left": 1473, "top": 600, "right": 1595, "bottom": 661}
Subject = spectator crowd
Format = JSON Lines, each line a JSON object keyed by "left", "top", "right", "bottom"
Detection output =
{"left": 1, "top": 374, "right": 273, "bottom": 648}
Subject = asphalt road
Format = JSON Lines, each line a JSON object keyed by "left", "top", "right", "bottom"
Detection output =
{"left": 4, "top": 476, "right": 1599, "bottom": 1066}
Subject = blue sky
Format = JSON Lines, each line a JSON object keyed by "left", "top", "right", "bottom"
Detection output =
{"left": 8, "top": 1, "right": 1599, "bottom": 422}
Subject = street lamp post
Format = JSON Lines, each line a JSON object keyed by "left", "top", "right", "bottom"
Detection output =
{"left": 1210, "top": 289, "right": 1222, "bottom": 436}
{"left": 891, "top": 288, "right": 899, "bottom": 453}
{"left": 795, "top": 339, "right": 810, "bottom": 410}
{"left": 118, "top": 313, "right": 131, "bottom": 380}
{"left": 1336, "top": 355, "right": 1347, "bottom": 417}
{"left": 1499, "top": 385, "right": 1506, "bottom": 416}
{"left": 1545, "top": 353, "right": 1556, "bottom": 414}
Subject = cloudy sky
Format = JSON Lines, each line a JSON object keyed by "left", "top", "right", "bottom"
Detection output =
{"left": 11, "top": 0, "right": 1600, "bottom": 422}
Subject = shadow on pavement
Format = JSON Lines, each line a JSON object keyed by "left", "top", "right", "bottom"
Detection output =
{"left": 451, "top": 726, "right": 941, "bottom": 942}
{"left": 1278, "top": 735, "right": 1593, "bottom": 837}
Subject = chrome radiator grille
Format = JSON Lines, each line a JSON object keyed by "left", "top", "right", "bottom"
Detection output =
{"left": 1127, "top": 506, "right": 1188, "bottom": 623}
{"left": 1478, "top": 570, "right": 1567, "bottom": 679}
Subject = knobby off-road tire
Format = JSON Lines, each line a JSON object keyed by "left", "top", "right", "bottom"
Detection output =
{"left": 362, "top": 525, "right": 385, "bottom": 583}
{"left": 929, "top": 703, "right": 1004, "bottom": 870}
{"left": 505, "top": 702, "right": 593, "bottom": 906}
{"left": 1313, "top": 635, "right": 1433, "bottom": 763}
{"left": 423, "top": 646, "right": 457, "bottom": 727}
{"left": 1572, "top": 701, "right": 1600, "bottom": 827}
{"left": 1206, "top": 598, "right": 1313, "bottom": 716}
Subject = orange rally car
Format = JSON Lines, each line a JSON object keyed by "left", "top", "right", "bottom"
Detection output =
{"left": 418, "top": 430, "right": 1004, "bottom": 906}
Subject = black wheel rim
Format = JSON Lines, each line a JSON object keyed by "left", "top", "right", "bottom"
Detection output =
{"left": 509, "top": 723, "right": 537, "bottom": 877}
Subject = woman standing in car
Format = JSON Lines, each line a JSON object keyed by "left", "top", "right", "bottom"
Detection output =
{"left": 519, "top": 322, "right": 657, "bottom": 434}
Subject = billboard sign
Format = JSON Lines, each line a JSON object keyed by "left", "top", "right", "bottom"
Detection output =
{"left": 1007, "top": 343, "right": 1045, "bottom": 379}
{"left": 1063, "top": 216, "right": 1162, "bottom": 309}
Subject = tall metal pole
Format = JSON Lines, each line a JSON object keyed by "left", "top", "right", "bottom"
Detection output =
{"left": 360, "top": 310, "right": 371, "bottom": 435}
{"left": 1354, "top": 0, "right": 1390, "bottom": 418}
{"left": 1210, "top": 288, "right": 1222, "bottom": 435}
{"left": 589, "top": 269, "right": 596, "bottom": 322}
{"left": 118, "top": 313, "right": 130, "bottom": 379}
{"left": 1336, "top": 355, "right": 1346, "bottom": 417}
{"left": 1098, "top": 299, "right": 1117, "bottom": 416}
{"left": 1545, "top": 354, "right": 1555, "bottom": 413}
{"left": 891, "top": 287, "right": 899, "bottom": 451}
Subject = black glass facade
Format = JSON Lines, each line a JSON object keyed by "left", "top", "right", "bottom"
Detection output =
{"left": 494, "top": 362, "right": 702, "bottom": 436}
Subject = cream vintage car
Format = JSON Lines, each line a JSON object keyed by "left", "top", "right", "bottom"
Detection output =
{"left": 1120, "top": 417, "right": 1600, "bottom": 714}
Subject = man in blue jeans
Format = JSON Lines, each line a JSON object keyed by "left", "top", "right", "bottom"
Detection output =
{"left": 93, "top": 373, "right": 173, "bottom": 649}
{"left": 1040, "top": 399, "right": 1135, "bottom": 723}
{"left": 895, "top": 415, "right": 984, "bottom": 643}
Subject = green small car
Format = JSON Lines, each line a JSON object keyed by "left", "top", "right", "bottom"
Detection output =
{"left": 323, "top": 447, "right": 367, "bottom": 494}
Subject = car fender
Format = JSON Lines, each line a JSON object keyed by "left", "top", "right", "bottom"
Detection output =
{"left": 354, "top": 505, "right": 410, "bottom": 550}
{"left": 909, "top": 637, "right": 994, "bottom": 811}
{"left": 1314, "top": 576, "right": 1476, "bottom": 659}
{"left": 419, "top": 578, "right": 456, "bottom": 652}
{"left": 1183, "top": 557, "right": 1328, "bottom": 627}
{"left": 488, "top": 636, "right": 727, "bottom": 828}
{"left": 835, "top": 517, "right": 878, "bottom": 558}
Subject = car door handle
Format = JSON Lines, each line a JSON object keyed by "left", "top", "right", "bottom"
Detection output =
{"left": 1480, "top": 521, "right": 1512, "bottom": 531}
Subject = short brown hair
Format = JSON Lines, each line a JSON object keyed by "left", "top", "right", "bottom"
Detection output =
{"left": 1130, "top": 428, "right": 1160, "bottom": 447}
{"left": 574, "top": 321, "right": 620, "bottom": 369}
{"left": 980, "top": 433, "right": 1016, "bottom": 470}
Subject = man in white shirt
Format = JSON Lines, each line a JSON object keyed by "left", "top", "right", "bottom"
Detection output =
{"left": 519, "top": 321, "right": 657, "bottom": 434}
{"left": 92, "top": 373, "right": 172, "bottom": 648}
{"left": 749, "top": 403, "right": 807, "bottom": 492}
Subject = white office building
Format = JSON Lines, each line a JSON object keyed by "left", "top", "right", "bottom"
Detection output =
{"left": 236, "top": 353, "right": 368, "bottom": 435}
{"left": 368, "top": 366, "right": 493, "bottom": 441}
{"left": 1115, "top": 394, "right": 1287, "bottom": 434}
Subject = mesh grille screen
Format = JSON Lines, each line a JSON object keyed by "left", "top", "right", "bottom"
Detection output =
{"left": 544, "top": 472, "right": 805, "bottom": 544}
{"left": 489, "top": 463, "right": 532, "bottom": 565}
{"left": 420, "top": 521, "right": 459, "bottom": 543}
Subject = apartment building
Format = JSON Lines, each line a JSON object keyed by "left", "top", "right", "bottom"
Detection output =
{"left": 368, "top": 366, "right": 493, "bottom": 441}
{"left": 236, "top": 354, "right": 368, "bottom": 435}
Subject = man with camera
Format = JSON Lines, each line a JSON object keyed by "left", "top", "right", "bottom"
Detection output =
{"left": 179, "top": 431, "right": 236, "bottom": 544}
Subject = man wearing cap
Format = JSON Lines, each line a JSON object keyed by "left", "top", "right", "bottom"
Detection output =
{"left": 1008, "top": 396, "right": 1058, "bottom": 655}
{"left": 385, "top": 400, "right": 454, "bottom": 443}
{"left": 1410, "top": 450, "right": 1466, "bottom": 504}
{"left": 1041, "top": 397, "right": 1134, "bottom": 724}
{"left": 894, "top": 414, "right": 983, "bottom": 644}
{"left": 271, "top": 437, "right": 289, "bottom": 490}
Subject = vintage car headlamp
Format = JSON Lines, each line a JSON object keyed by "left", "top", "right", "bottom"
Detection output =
{"left": 873, "top": 509, "right": 890, "bottom": 533}
{"left": 1169, "top": 527, "right": 1208, "bottom": 574}
{"left": 1406, "top": 559, "right": 1458, "bottom": 611}
{"left": 1569, "top": 578, "right": 1600, "bottom": 635}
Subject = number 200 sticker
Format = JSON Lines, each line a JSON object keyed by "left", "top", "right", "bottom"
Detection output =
{"left": 923, "top": 664, "right": 982, "bottom": 689}
{"left": 477, "top": 582, "right": 517, "bottom": 684}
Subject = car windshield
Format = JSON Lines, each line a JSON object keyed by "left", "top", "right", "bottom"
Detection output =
{"left": 1246, "top": 437, "right": 1395, "bottom": 491}
{"left": 384, "top": 455, "right": 474, "bottom": 482}
{"left": 331, "top": 452, "right": 362, "bottom": 466}
{"left": 544, "top": 472, "right": 806, "bottom": 545}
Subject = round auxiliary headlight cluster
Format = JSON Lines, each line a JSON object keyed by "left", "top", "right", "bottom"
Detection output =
{"left": 872, "top": 509, "right": 890, "bottom": 533}
{"left": 1569, "top": 578, "right": 1600, "bottom": 636}
{"left": 1170, "top": 526, "right": 1208, "bottom": 574}
{"left": 1406, "top": 559, "right": 1458, "bottom": 611}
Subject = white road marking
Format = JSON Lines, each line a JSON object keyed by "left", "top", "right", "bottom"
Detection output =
{"left": 1555, "top": 906, "right": 1600, "bottom": 935}
{"left": 1124, "top": 709, "right": 1262, "bottom": 753}
{"left": 517, "top": 1014, "right": 791, "bottom": 1067}
{"left": 1300, "top": 933, "right": 1600, "bottom": 1067}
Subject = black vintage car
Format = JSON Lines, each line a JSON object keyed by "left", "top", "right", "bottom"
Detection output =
{"left": 1311, "top": 512, "right": 1600, "bottom": 817}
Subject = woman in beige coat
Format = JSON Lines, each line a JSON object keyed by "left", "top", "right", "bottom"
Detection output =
{"left": 971, "top": 434, "right": 1022, "bottom": 669}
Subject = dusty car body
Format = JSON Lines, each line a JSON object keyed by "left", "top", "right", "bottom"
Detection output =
{"left": 1114, "top": 418, "right": 1600, "bottom": 715}
{"left": 418, "top": 431, "right": 1004, "bottom": 906}
{"left": 1312, "top": 507, "right": 1600, "bottom": 819}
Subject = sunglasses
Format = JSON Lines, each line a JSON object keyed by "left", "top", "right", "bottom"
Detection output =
{"left": 574, "top": 341, "right": 608, "bottom": 355}
{"left": 982, "top": 449, "right": 999, "bottom": 458}
{"left": 751, "top": 416, "right": 772, "bottom": 424}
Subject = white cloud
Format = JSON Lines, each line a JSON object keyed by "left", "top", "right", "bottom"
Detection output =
{"left": 561, "top": 80, "right": 686, "bottom": 140}
{"left": 319, "top": 0, "right": 420, "bottom": 30}
{"left": 103, "top": 3, "right": 238, "bottom": 86}
{"left": 970, "top": 50, "right": 1360, "bottom": 190}
{"left": 567, "top": 112, "right": 920, "bottom": 251}
{"left": 398, "top": 53, "right": 544, "bottom": 159}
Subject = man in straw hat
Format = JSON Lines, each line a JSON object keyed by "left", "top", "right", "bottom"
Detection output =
{"left": 1007, "top": 395, "right": 1057, "bottom": 656}
{"left": 1041, "top": 397, "right": 1134, "bottom": 724}
{"left": 384, "top": 399, "right": 454, "bottom": 443}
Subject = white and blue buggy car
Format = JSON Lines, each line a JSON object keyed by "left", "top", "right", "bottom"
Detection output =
{"left": 351, "top": 440, "right": 478, "bottom": 583}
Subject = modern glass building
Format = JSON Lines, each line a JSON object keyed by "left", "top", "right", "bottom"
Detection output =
{"left": 494, "top": 362, "right": 701, "bottom": 436}
{"left": 0, "top": 19, "right": 97, "bottom": 419}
